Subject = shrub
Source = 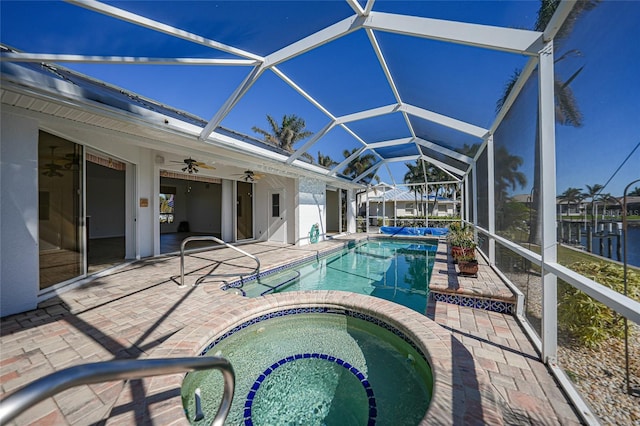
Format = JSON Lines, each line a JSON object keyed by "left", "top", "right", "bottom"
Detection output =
{"left": 558, "top": 261, "right": 640, "bottom": 347}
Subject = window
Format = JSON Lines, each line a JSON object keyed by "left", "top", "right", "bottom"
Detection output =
{"left": 159, "top": 186, "right": 176, "bottom": 223}
{"left": 272, "top": 193, "right": 280, "bottom": 217}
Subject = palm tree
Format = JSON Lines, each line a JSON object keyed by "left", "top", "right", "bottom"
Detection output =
{"left": 583, "top": 183, "right": 604, "bottom": 225}
{"left": 493, "top": 146, "right": 528, "bottom": 233}
{"left": 404, "top": 160, "right": 427, "bottom": 218}
{"left": 557, "top": 186, "right": 583, "bottom": 243}
{"left": 403, "top": 254, "right": 428, "bottom": 291}
{"left": 317, "top": 152, "right": 337, "bottom": 169}
{"left": 460, "top": 143, "right": 481, "bottom": 158}
{"left": 342, "top": 148, "right": 378, "bottom": 184}
{"left": 252, "top": 114, "right": 313, "bottom": 153}
{"left": 496, "top": 0, "right": 599, "bottom": 245}
{"left": 598, "top": 192, "right": 618, "bottom": 218}
{"left": 424, "top": 164, "right": 450, "bottom": 216}
{"left": 558, "top": 186, "right": 583, "bottom": 217}
{"left": 494, "top": 146, "right": 527, "bottom": 203}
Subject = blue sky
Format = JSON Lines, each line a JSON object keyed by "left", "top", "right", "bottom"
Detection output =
{"left": 552, "top": 1, "right": 640, "bottom": 197}
{"left": 1, "top": 1, "right": 638, "bottom": 196}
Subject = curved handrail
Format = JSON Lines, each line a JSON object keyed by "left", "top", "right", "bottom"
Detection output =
{"left": 180, "top": 236, "right": 260, "bottom": 287}
{"left": 0, "top": 357, "right": 234, "bottom": 426}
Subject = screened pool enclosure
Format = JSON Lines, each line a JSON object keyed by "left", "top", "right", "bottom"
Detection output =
{"left": 2, "top": 0, "right": 639, "bottom": 424}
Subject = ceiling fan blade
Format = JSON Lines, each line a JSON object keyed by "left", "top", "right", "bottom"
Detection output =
{"left": 195, "top": 163, "right": 215, "bottom": 170}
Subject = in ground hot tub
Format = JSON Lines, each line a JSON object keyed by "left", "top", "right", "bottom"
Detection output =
{"left": 181, "top": 308, "right": 433, "bottom": 425}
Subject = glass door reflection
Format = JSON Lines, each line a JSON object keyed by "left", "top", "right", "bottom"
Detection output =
{"left": 38, "top": 131, "right": 84, "bottom": 289}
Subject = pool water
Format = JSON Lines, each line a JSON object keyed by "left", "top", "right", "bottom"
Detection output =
{"left": 181, "top": 312, "right": 433, "bottom": 425}
{"left": 233, "top": 239, "right": 437, "bottom": 314}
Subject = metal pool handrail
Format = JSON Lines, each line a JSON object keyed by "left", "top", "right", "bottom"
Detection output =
{"left": 180, "top": 236, "right": 260, "bottom": 287}
{"left": 0, "top": 357, "right": 235, "bottom": 426}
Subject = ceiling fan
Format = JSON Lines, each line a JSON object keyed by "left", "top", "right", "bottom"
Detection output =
{"left": 170, "top": 157, "right": 215, "bottom": 174}
{"left": 63, "top": 152, "right": 81, "bottom": 170}
{"left": 234, "top": 170, "right": 264, "bottom": 182}
{"left": 41, "top": 146, "right": 64, "bottom": 178}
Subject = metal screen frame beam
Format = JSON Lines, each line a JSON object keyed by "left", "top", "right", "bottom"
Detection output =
{"left": 271, "top": 67, "right": 336, "bottom": 119}
{"left": 401, "top": 104, "right": 488, "bottom": 139}
{"left": 346, "top": 0, "right": 365, "bottom": 16}
{"left": 335, "top": 104, "right": 398, "bottom": 124}
{"left": 354, "top": 161, "right": 383, "bottom": 183}
{"left": 329, "top": 146, "right": 365, "bottom": 176}
{"left": 538, "top": 41, "right": 558, "bottom": 364}
{"left": 486, "top": 135, "right": 496, "bottom": 264}
{"left": 472, "top": 163, "right": 478, "bottom": 227}
{"left": 287, "top": 121, "right": 335, "bottom": 164}
{"left": 415, "top": 138, "right": 474, "bottom": 164}
{"left": 367, "top": 138, "right": 414, "bottom": 149}
{"left": 365, "top": 28, "right": 404, "bottom": 108}
{"left": 464, "top": 172, "right": 470, "bottom": 222}
{"left": 199, "top": 65, "right": 265, "bottom": 141}
{"left": 0, "top": 53, "right": 259, "bottom": 66}
{"left": 418, "top": 155, "right": 466, "bottom": 178}
{"left": 66, "top": 0, "right": 262, "bottom": 61}
{"left": 364, "top": 11, "right": 544, "bottom": 55}
{"left": 265, "top": 15, "right": 365, "bottom": 66}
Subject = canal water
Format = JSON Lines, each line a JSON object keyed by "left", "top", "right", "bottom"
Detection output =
{"left": 578, "top": 225, "right": 640, "bottom": 268}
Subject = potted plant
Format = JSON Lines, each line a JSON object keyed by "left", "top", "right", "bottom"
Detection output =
{"left": 457, "top": 252, "right": 479, "bottom": 276}
{"left": 448, "top": 223, "right": 476, "bottom": 262}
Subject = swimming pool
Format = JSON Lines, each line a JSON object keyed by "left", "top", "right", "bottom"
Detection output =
{"left": 224, "top": 239, "right": 437, "bottom": 313}
{"left": 181, "top": 308, "right": 433, "bottom": 425}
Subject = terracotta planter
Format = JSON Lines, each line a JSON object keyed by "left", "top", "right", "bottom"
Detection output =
{"left": 458, "top": 260, "right": 479, "bottom": 276}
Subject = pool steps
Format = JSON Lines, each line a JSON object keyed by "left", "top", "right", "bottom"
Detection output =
{"left": 258, "top": 270, "right": 301, "bottom": 296}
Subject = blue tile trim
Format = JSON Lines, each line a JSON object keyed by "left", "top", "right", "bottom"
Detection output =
{"left": 429, "top": 292, "right": 515, "bottom": 315}
{"left": 198, "top": 307, "right": 427, "bottom": 363}
{"left": 243, "top": 353, "right": 376, "bottom": 425}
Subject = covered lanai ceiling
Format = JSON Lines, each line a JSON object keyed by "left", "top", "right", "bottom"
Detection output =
{"left": 0, "top": 0, "right": 555, "bottom": 186}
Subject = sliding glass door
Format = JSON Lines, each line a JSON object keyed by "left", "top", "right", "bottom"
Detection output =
{"left": 38, "top": 131, "right": 84, "bottom": 289}
{"left": 236, "top": 181, "right": 253, "bottom": 240}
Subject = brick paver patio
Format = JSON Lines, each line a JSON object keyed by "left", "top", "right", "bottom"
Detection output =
{"left": 0, "top": 235, "right": 583, "bottom": 425}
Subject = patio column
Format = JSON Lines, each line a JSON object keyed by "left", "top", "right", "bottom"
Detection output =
{"left": 220, "top": 179, "right": 234, "bottom": 242}
{"left": 365, "top": 188, "right": 370, "bottom": 233}
{"left": 394, "top": 198, "right": 397, "bottom": 226}
{"left": 350, "top": 189, "right": 357, "bottom": 233}
{"left": 382, "top": 186, "right": 386, "bottom": 227}
{"left": 338, "top": 189, "right": 343, "bottom": 233}
{"left": 539, "top": 40, "right": 558, "bottom": 364}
